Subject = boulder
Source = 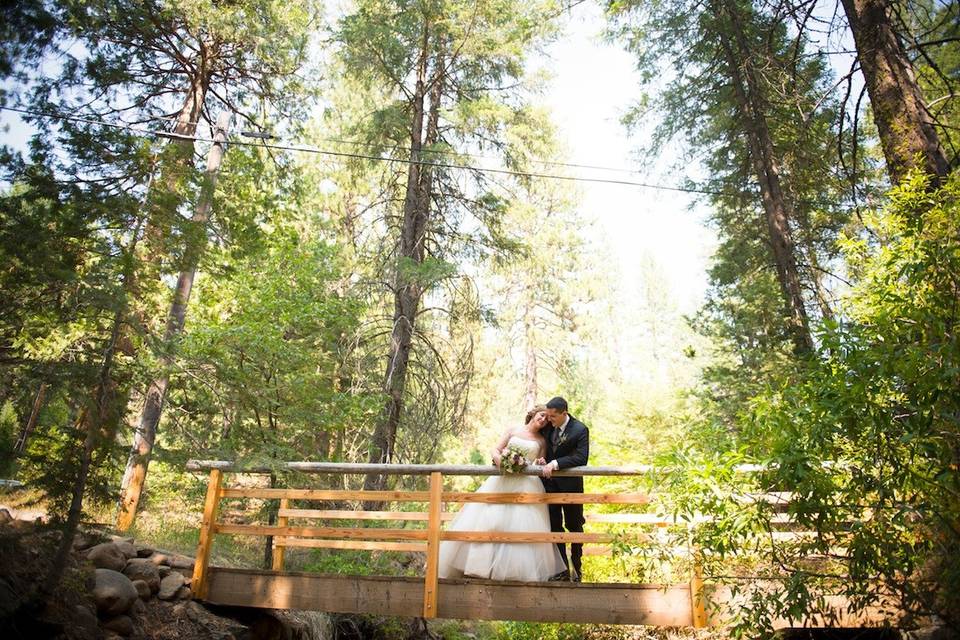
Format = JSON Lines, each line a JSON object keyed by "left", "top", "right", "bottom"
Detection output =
{"left": 131, "top": 579, "right": 151, "bottom": 600}
{"left": 114, "top": 540, "right": 137, "bottom": 560}
{"left": 168, "top": 555, "right": 195, "bottom": 570}
{"left": 93, "top": 568, "right": 138, "bottom": 617}
{"left": 87, "top": 543, "right": 127, "bottom": 572}
{"left": 123, "top": 558, "right": 160, "bottom": 593}
{"left": 134, "top": 544, "right": 155, "bottom": 558}
{"left": 72, "top": 531, "right": 102, "bottom": 551}
{"left": 101, "top": 614, "right": 134, "bottom": 636}
{"left": 157, "top": 565, "right": 172, "bottom": 578}
{"left": 0, "top": 508, "right": 13, "bottom": 526}
{"left": 175, "top": 585, "right": 192, "bottom": 600}
{"left": 10, "top": 519, "right": 36, "bottom": 533}
{"left": 73, "top": 604, "right": 100, "bottom": 640}
{"left": 158, "top": 572, "right": 185, "bottom": 600}
{"left": 130, "top": 598, "right": 147, "bottom": 617}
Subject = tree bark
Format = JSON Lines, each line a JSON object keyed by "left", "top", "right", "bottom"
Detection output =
{"left": 14, "top": 382, "right": 48, "bottom": 455}
{"left": 116, "top": 111, "right": 231, "bottom": 531}
{"left": 364, "top": 24, "right": 445, "bottom": 494}
{"left": 27, "top": 298, "right": 126, "bottom": 613}
{"left": 143, "top": 48, "right": 213, "bottom": 258}
{"left": 717, "top": 1, "right": 814, "bottom": 355}
{"left": 523, "top": 295, "right": 538, "bottom": 408}
{"left": 840, "top": 0, "right": 950, "bottom": 184}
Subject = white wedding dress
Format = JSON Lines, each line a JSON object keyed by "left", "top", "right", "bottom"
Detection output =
{"left": 437, "top": 436, "right": 567, "bottom": 581}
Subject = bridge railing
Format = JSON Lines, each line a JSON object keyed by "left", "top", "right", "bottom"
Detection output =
{"left": 185, "top": 460, "right": 798, "bottom": 626}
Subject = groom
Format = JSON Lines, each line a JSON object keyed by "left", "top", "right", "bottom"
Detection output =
{"left": 537, "top": 396, "right": 589, "bottom": 582}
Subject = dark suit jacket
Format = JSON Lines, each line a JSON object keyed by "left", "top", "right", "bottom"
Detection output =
{"left": 541, "top": 415, "right": 589, "bottom": 493}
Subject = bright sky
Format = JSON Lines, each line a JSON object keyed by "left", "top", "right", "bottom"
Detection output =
{"left": 542, "top": 3, "right": 715, "bottom": 314}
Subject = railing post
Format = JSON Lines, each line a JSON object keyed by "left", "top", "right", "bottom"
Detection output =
{"left": 272, "top": 497, "right": 289, "bottom": 571}
{"left": 688, "top": 522, "right": 708, "bottom": 628}
{"left": 423, "top": 471, "right": 443, "bottom": 618}
{"left": 192, "top": 468, "right": 223, "bottom": 599}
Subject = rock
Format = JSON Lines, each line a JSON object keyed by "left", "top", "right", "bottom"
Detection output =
{"left": 157, "top": 565, "right": 172, "bottom": 578}
{"left": 131, "top": 579, "right": 151, "bottom": 600}
{"left": 134, "top": 544, "right": 155, "bottom": 558}
{"left": 158, "top": 572, "right": 185, "bottom": 600}
{"left": 183, "top": 601, "right": 206, "bottom": 622}
{"left": 168, "top": 555, "right": 195, "bottom": 570}
{"left": 175, "top": 585, "right": 192, "bottom": 600}
{"left": 101, "top": 615, "right": 134, "bottom": 636}
{"left": 73, "top": 604, "right": 100, "bottom": 639}
{"left": 130, "top": 598, "right": 146, "bottom": 617}
{"left": 72, "top": 531, "right": 101, "bottom": 551}
{"left": 87, "top": 543, "right": 127, "bottom": 572}
{"left": 123, "top": 558, "right": 160, "bottom": 593}
{"left": 93, "top": 569, "right": 139, "bottom": 616}
{"left": 0, "top": 508, "right": 13, "bottom": 526}
{"left": 10, "top": 518, "right": 36, "bottom": 533}
{"left": 114, "top": 540, "right": 137, "bottom": 560}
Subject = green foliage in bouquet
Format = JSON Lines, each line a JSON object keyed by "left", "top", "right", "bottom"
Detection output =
{"left": 499, "top": 444, "right": 529, "bottom": 474}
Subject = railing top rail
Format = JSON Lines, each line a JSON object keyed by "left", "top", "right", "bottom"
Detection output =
{"left": 184, "top": 460, "right": 781, "bottom": 476}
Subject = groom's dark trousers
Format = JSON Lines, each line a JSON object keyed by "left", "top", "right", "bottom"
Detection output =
{"left": 541, "top": 416, "right": 590, "bottom": 577}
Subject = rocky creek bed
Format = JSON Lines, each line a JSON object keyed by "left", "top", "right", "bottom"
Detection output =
{"left": 0, "top": 507, "right": 331, "bottom": 640}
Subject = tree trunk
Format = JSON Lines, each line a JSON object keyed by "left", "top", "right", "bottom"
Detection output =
{"left": 14, "top": 382, "right": 48, "bottom": 455}
{"left": 143, "top": 53, "right": 212, "bottom": 258}
{"left": 364, "top": 25, "right": 444, "bottom": 494}
{"left": 522, "top": 295, "right": 538, "bottom": 408}
{"left": 116, "top": 112, "right": 231, "bottom": 531}
{"left": 717, "top": 1, "right": 814, "bottom": 355}
{"left": 840, "top": 0, "right": 950, "bottom": 184}
{"left": 27, "top": 298, "right": 126, "bottom": 613}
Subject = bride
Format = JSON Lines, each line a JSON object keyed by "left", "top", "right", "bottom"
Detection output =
{"left": 437, "top": 405, "right": 567, "bottom": 581}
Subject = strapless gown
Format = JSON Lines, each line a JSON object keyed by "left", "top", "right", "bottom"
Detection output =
{"left": 437, "top": 436, "right": 566, "bottom": 581}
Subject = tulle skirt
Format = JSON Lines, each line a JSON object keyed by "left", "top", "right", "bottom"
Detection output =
{"left": 437, "top": 474, "right": 567, "bottom": 581}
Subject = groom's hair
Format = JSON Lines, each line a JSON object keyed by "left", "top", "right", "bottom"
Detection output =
{"left": 546, "top": 396, "right": 568, "bottom": 412}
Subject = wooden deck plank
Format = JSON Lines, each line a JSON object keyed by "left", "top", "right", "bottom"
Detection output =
{"left": 202, "top": 568, "right": 694, "bottom": 626}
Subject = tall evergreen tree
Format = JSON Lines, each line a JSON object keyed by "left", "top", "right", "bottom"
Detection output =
{"left": 334, "top": 0, "right": 561, "bottom": 490}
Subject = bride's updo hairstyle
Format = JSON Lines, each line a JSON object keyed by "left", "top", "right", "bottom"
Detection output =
{"left": 524, "top": 404, "right": 547, "bottom": 424}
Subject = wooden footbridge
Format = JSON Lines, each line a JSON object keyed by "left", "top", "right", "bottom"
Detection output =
{"left": 185, "top": 461, "right": 893, "bottom": 628}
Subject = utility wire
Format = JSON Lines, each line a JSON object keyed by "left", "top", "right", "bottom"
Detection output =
{"left": 4, "top": 104, "right": 845, "bottom": 204}
{"left": 2, "top": 105, "right": 734, "bottom": 197}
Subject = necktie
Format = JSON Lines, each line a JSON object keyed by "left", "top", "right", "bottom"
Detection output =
{"left": 553, "top": 427, "right": 562, "bottom": 446}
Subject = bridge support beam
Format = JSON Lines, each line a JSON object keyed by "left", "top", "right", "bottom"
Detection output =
{"left": 202, "top": 568, "right": 695, "bottom": 626}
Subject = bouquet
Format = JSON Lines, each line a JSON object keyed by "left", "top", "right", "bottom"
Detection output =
{"left": 499, "top": 444, "right": 529, "bottom": 474}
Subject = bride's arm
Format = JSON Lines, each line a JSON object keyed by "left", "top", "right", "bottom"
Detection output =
{"left": 490, "top": 429, "right": 513, "bottom": 468}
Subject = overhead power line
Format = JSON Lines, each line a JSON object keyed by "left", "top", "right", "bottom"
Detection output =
{"left": 0, "top": 104, "right": 753, "bottom": 199}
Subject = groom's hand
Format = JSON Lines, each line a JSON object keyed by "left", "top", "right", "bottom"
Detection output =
{"left": 540, "top": 460, "right": 558, "bottom": 478}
